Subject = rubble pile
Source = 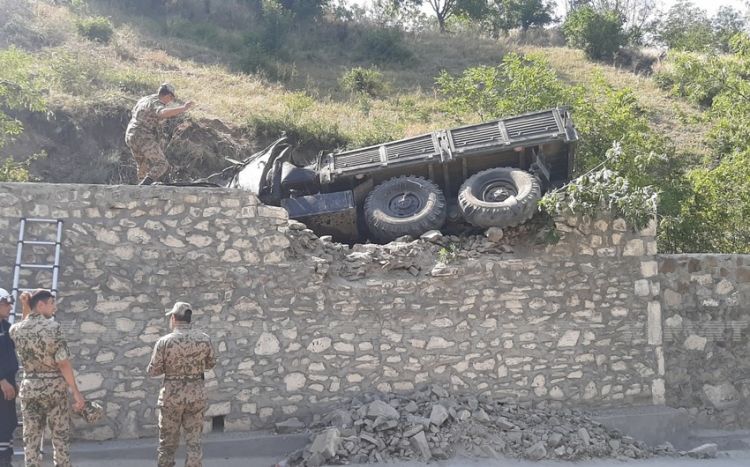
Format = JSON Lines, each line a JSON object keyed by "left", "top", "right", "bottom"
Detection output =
{"left": 280, "top": 385, "right": 683, "bottom": 466}
{"left": 283, "top": 219, "right": 545, "bottom": 280}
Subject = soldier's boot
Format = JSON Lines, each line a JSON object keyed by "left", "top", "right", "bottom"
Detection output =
{"left": 139, "top": 176, "right": 155, "bottom": 185}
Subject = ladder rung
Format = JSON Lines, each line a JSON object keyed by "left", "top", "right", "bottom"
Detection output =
{"left": 23, "top": 218, "right": 61, "bottom": 223}
{"left": 20, "top": 240, "right": 57, "bottom": 245}
{"left": 18, "top": 264, "right": 56, "bottom": 269}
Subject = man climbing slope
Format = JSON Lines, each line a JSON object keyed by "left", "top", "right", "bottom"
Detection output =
{"left": 125, "top": 83, "right": 194, "bottom": 185}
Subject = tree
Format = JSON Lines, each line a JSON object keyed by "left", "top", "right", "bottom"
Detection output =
{"left": 392, "top": 0, "right": 488, "bottom": 32}
{"left": 487, "top": 0, "right": 556, "bottom": 32}
{"left": 0, "top": 47, "right": 46, "bottom": 182}
{"left": 657, "top": 0, "right": 714, "bottom": 51}
{"left": 562, "top": 6, "right": 626, "bottom": 60}
{"left": 712, "top": 6, "right": 746, "bottom": 52}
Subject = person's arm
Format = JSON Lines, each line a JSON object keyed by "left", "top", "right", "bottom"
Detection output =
{"left": 147, "top": 340, "right": 165, "bottom": 377}
{"left": 57, "top": 359, "right": 84, "bottom": 411}
{"left": 20, "top": 292, "right": 31, "bottom": 319}
{"left": 0, "top": 379, "right": 14, "bottom": 400}
{"left": 52, "top": 323, "right": 84, "bottom": 410}
{"left": 158, "top": 101, "right": 194, "bottom": 119}
{"left": 0, "top": 333, "right": 16, "bottom": 399}
{"left": 205, "top": 339, "right": 216, "bottom": 370}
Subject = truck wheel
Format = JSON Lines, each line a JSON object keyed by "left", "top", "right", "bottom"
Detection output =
{"left": 365, "top": 176, "right": 447, "bottom": 242}
{"left": 458, "top": 168, "right": 541, "bottom": 228}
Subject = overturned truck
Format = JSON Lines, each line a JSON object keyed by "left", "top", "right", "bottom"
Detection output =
{"left": 228, "top": 108, "right": 578, "bottom": 243}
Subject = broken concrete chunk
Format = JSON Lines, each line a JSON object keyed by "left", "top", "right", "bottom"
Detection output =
{"left": 309, "top": 428, "right": 340, "bottom": 460}
{"left": 473, "top": 408, "right": 490, "bottom": 422}
{"left": 410, "top": 430, "right": 432, "bottom": 460}
{"left": 687, "top": 443, "right": 718, "bottom": 459}
{"left": 525, "top": 441, "right": 547, "bottom": 460}
{"left": 402, "top": 424, "right": 424, "bottom": 438}
{"left": 547, "top": 432, "right": 563, "bottom": 448}
{"left": 404, "top": 401, "right": 419, "bottom": 413}
{"left": 366, "top": 400, "right": 400, "bottom": 420}
{"left": 430, "top": 404, "right": 449, "bottom": 427}
{"left": 578, "top": 427, "right": 591, "bottom": 445}
{"left": 321, "top": 409, "right": 353, "bottom": 429}
{"left": 496, "top": 416, "right": 515, "bottom": 430}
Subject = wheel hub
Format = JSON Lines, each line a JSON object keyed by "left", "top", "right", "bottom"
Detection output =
{"left": 482, "top": 182, "right": 516, "bottom": 203}
{"left": 388, "top": 193, "right": 422, "bottom": 217}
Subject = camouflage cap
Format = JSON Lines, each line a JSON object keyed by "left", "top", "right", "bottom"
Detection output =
{"left": 76, "top": 400, "right": 104, "bottom": 424}
{"left": 166, "top": 301, "right": 192, "bottom": 320}
{"left": 158, "top": 82, "right": 176, "bottom": 97}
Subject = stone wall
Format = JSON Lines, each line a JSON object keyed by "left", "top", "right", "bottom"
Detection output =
{"left": 0, "top": 183, "right": 663, "bottom": 440}
{"left": 659, "top": 254, "right": 750, "bottom": 428}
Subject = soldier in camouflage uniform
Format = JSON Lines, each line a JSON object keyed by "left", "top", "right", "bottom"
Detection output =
{"left": 125, "top": 83, "right": 194, "bottom": 185}
{"left": 10, "top": 290, "right": 85, "bottom": 467}
{"left": 0, "top": 288, "right": 19, "bottom": 467}
{"left": 147, "top": 302, "right": 216, "bottom": 467}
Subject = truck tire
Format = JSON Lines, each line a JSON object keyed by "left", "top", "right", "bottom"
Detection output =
{"left": 364, "top": 176, "right": 447, "bottom": 242}
{"left": 458, "top": 168, "right": 541, "bottom": 229}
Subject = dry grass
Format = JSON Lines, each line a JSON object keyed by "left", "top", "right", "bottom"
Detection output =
{"left": 521, "top": 46, "right": 709, "bottom": 157}
{"left": 3, "top": 0, "right": 709, "bottom": 157}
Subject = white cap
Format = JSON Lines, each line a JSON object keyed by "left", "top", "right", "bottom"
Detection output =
{"left": 0, "top": 288, "right": 11, "bottom": 303}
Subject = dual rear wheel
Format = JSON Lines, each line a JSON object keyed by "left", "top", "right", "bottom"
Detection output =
{"left": 363, "top": 168, "right": 542, "bottom": 242}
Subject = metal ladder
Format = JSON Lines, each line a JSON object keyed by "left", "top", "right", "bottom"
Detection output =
{"left": 8, "top": 218, "right": 63, "bottom": 463}
{"left": 9, "top": 218, "right": 63, "bottom": 323}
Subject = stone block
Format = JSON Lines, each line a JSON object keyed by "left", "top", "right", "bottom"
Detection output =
{"left": 254, "top": 332, "right": 280, "bottom": 355}
{"left": 309, "top": 428, "right": 340, "bottom": 460}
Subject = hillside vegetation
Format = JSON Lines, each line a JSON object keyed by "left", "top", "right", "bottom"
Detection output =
{"left": 0, "top": 0, "right": 748, "bottom": 253}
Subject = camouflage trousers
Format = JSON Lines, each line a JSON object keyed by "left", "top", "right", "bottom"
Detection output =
{"left": 157, "top": 400, "right": 206, "bottom": 467}
{"left": 126, "top": 135, "right": 170, "bottom": 181}
{"left": 19, "top": 378, "right": 70, "bottom": 467}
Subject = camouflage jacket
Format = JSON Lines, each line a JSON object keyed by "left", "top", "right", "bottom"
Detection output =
{"left": 147, "top": 323, "right": 216, "bottom": 407}
{"left": 125, "top": 94, "right": 166, "bottom": 142}
{"left": 10, "top": 314, "right": 70, "bottom": 376}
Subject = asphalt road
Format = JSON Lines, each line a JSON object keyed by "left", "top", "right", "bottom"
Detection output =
{"left": 13, "top": 431, "right": 750, "bottom": 467}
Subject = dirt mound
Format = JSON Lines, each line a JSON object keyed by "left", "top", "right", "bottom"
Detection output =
{"left": 164, "top": 117, "right": 253, "bottom": 183}
{"left": 3, "top": 106, "right": 261, "bottom": 185}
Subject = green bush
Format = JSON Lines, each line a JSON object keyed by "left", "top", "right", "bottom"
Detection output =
{"left": 562, "top": 7, "right": 626, "bottom": 60}
{"left": 76, "top": 16, "right": 114, "bottom": 43}
{"left": 340, "top": 67, "right": 387, "bottom": 98}
{"left": 653, "top": 52, "right": 726, "bottom": 107}
{"left": 436, "top": 53, "right": 568, "bottom": 120}
{"left": 0, "top": 47, "right": 46, "bottom": 158}
{"left": 357, "top": 28, "right": 413, "bottom": 65}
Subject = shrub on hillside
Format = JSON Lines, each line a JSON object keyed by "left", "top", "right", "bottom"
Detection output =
{"left": 357, "top": 28, "right": 412, "bottom": 65}
{"left": 562, "top": 7, "right": 626, "bottom": 60}
{"left": 653, "top": 52, "right": 725, "bottom": 107}
{"left": 340, "top": 67, "right": 387, "bottom": 98}
{"left": 435, "top": 53, "right": 568, "bottom": 120}
{"left": 76, "top": 16, "right": 114, "bottom": 43}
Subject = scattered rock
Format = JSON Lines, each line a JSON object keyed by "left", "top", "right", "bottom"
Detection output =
{"left": 366, "top": 400, "right": 399, "bottom": 420}
{"left": 308, "top": 428, "right": 340, "bottom": 461}
{"left": 410, "top": 430, "right": 432, "bottom": 460}
{"left": 485, "top": 227, "right": 504, "bottom": 242}
{"left": 420, "top": 230, "right": 443, "bottom": 242}
{"left": 525, "top": 441, "right": 547, "bottom": 460}
{"left": 430, "top": 404, "right": 449, "bottom": 427}
{"left": 687, "top": 443, "right": 718, "bottom": 459}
